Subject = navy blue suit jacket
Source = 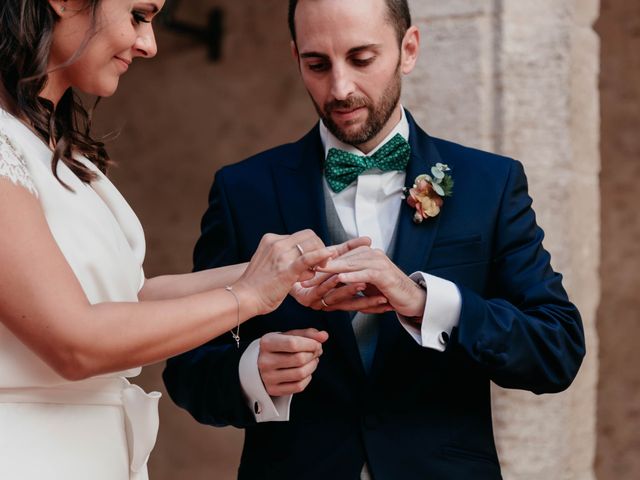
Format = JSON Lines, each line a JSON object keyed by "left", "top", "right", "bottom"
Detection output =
{"left": 163, "top": 112, "right": 585, "bottom": 480}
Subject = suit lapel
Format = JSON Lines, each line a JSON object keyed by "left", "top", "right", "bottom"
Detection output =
{"left": 272, "top": 126, "right": 329, "bottom": 243}
{"left": 371, "top": 113, "right": 445, "bottom": 378}
{"left": 391, "top": 114, "right": 444, "bottom": 274}
{"left": 272, "top": 126, "right": 367, "bottom": 380}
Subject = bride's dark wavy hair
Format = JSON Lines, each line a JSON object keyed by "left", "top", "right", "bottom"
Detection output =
{"left": 0, "top": 0, "right": 110, "bottom": 184}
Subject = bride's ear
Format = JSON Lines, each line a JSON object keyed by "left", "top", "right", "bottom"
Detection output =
{"left": 48, "top": 0, "right": 83, "bottom": 17}
{"left": 48, "top": 0, "right": 66, "bottom": 16}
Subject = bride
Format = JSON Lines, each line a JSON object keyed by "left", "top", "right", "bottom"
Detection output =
{"left": 0, "top": 0, "right": 368, "bottom": 478}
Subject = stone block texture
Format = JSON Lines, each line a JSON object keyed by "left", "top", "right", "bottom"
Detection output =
{"left": 595, "top": 0, "right": 640, "bottom": 479}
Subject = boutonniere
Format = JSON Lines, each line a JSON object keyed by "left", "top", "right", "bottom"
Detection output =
{"left": 403, "top": 163, "right": 454, "bottom": 223}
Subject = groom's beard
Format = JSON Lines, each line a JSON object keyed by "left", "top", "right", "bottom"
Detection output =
{"left": 311, "top": 66, "right": 402, "bottom": 147}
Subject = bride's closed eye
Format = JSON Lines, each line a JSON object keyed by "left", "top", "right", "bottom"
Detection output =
{"left": 132, "top": 11, "right": 151, "bottom": 24}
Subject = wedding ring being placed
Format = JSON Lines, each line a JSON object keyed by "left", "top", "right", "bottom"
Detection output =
{"left": 295, "top": 243, "right": 304, "bottom": 256}
{"left": 320, "top": 297, "right": 330, "bottom": 308}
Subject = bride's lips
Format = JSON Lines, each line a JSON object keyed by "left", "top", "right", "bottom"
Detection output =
{"left": 113, "top": 56, "right": 131, "bottom": 72}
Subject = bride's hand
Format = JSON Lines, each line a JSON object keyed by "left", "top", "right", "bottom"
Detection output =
{"left": 234, "top": 230, "right": 336, "bottom": 316}
{"left": 289, "top": 237, "right": 386, "bottom": 311}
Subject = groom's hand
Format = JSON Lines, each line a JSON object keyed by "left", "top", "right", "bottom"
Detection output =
{"left": 258, "top": 328, "right": 328, "bottom": 397}
{"left": 289, "top": 236, "right": 390, "bottom": 311}
{"left": 314, "top": 247, "right": 426, "bottom": 318}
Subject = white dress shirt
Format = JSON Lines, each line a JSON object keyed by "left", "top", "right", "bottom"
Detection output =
{"left": 239, "top": 107, "right": 461, "bottom": 422}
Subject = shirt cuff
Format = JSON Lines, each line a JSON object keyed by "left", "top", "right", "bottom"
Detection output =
{"left": 397, "top": 272, "right": 461, "bottom": 351}
{"left": 238, "top": 339, "right": 292, "bottom": 422}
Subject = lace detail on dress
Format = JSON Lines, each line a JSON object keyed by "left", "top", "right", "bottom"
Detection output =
{"left": 0, "top": 129, "right": 38, "bottom": 197}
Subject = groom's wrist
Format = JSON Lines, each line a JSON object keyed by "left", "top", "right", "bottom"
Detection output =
{"left": 404, "top": 278, "right": 427, "bottom": 321}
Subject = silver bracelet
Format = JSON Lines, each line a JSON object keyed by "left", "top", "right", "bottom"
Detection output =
{"left": 225, "top": 285, "right": 240, "bottom": 348}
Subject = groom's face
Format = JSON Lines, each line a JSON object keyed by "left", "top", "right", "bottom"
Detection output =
{"left": 292, "top": 0, "right": 415, "bottom": 151}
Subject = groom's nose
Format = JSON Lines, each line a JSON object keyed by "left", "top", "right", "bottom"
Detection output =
{"left": 330, "top": 64, "right": 357, "bottom": 101}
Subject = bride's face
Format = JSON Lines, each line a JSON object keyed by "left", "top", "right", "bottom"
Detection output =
{"left": 48, "top": 0, "right": 164, "bottom": 98}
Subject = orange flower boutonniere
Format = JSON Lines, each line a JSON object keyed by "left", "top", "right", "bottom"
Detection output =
{"left": 403, "top": 163, "right": 454, "bottom": 223}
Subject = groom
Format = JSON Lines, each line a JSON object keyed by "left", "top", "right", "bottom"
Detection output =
{"left": 164, "top": 0, "right": 585, "bottom": 478}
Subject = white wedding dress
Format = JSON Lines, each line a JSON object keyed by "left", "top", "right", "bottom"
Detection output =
{"left": 0, "top": 106, "right": 160, "bottom": 479}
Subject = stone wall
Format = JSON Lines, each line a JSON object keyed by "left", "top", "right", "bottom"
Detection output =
{"left": 404, "top": 1, "right": 600, "bottom": 478}
{"left": 595, "top": 0, "right": 640, "bottom": 478}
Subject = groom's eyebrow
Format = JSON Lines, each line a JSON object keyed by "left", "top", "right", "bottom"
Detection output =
{"left": 347, "top": 44, "right": 381, "bottom": 54}
{"left": 300, "top": 44, "right": 381, "bottom": 59}
{"left": 300, "top": 52, "right": 329, "bottom": 60}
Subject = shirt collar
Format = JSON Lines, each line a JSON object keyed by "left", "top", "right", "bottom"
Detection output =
{"left": 319, "top": 106, "right": 409, "bottom": 159}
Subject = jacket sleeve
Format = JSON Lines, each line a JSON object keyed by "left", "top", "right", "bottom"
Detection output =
{"left": 453, "top": 160, "right": 585, "bottom": 394}
{"left": 162, "top": 171, "right": 258, "bottom": 428}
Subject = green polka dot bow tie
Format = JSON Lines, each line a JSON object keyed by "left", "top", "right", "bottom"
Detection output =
{"left": 324, "top": 133, "right": 411, "bottom": 193}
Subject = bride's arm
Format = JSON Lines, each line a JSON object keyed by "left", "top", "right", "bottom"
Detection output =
{"left": 0, "top": 179, "right": 329, "bottom": 381}
{"left": 138, "top": 264, "right": 248, "bottom": 301}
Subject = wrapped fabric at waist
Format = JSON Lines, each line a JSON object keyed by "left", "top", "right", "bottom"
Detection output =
{"left": 0, "top": 376, "right": 161, "bottom": 473}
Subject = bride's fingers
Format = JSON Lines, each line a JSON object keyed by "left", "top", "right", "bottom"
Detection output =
{"left": 304, "top": 272, "right": 333, "bottom": 288}
{"left": 284, "top": 233, "right": 339, "bottom": 272}
{"left": 328, "top": 237, "right": 372, "bottom": 257}
{"left": 310, "top": 274, "right": 343, "bottom": 297}
{"left": 282, "top": 232, "right": 372, "bottom": 274}
{"left": 287, "top": 230, "right": 326, "bottom": 252}
{"left": 315, "top": 246, "right": 370, "bottom": 270}
{"left": 310, "top": 267, "right": 377, "bottom": 286}
{"left": 316, "top": 246, "right": 375, "bottom": 271}
{"left": 318, "top": 237, "right": 371, "bottom": 269}
{"left": 300, "top": 271, "right": 338, "bottom": 288}
{"left": 294, "top": 247, "right": 336, "bottom": 276}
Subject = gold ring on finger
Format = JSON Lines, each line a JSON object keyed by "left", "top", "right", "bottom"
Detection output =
{"left": 295, "top": 243, "right": 304, "bottom": 256}
{"left": 320, "top": 297, "right": 330, "bottom": 308}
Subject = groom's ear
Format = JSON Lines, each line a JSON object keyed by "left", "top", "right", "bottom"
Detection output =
{"left": 290, "top": 41, "right": 302, "bottom": 73}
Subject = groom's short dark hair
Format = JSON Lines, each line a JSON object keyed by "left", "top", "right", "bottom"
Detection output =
{"left": 287, "top": 0, "right": 412, "bottom": 46}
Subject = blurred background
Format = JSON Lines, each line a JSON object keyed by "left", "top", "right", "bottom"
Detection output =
{"left": 91, "top": 0, "right": 638, "bottom": 478}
